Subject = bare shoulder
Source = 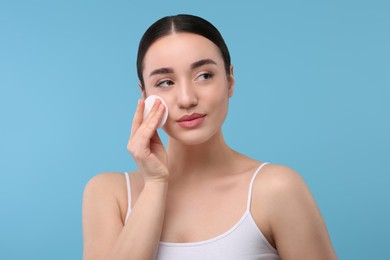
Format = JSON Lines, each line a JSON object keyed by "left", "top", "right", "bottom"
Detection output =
{"left": 82, "top": 172, "right": 132, "bottom": 225}
{"left": 255, "top": 163, "right": 306, "bottom": 190}
{"left": 82, "top": 172, "right": 134, "bottom": 259}
{"left": 254, "top": 164, "right": 313, "bottom": 204}
{"left": 84, "top": 172, "right": 126, "bottom": 204}
{"left": 252, "top": 164, "right": 337, "bottom": 259}
{"left": 251, "top": 164, "right": 309, "bottom": 232}
{"left": 252, "top": 163, "right": 318, "bottom": 221}
{"left": 83, "top": 172, "right": 127, "bottom": 196}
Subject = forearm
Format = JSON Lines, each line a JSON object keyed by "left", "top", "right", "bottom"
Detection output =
{"left": 104, "top": 181, "right": 168, "bottom": 260}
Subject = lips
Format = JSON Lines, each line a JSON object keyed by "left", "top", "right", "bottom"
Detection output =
{"left": 177, "top": 113, "right": 206, "bottom": 122}
{"left": 177, "top": 113, "right": 206, "bottom": 128}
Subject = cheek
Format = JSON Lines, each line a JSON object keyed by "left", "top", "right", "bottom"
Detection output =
{"left": 217, "top": 96, "right": 229, "bottom": 118}
{"left": 143, "top": 84, "right": 157, "bottom": 97}
{"left": 205, "top": 90, "right": 229, "bottom": 122}
{"left": 215, "top": 84, "right": 231, "bottom": 116}
{"left": 210, "top": 84, "right": 230, "bottom": 107}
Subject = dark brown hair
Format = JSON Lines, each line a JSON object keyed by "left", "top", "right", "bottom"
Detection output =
{"left": 137, "top": 14, "right": 231, "bottom": 89}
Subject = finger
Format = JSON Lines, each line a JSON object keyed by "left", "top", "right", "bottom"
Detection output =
{"left": 130, "top": 99, "right": 145, "bottom": 139}
{"left": 127, "top": 102, "right": 165, "bottom": 160}
{"left": 150, "top": 128, "right": 164, "bottom": 145}
{"left": 143, "top": 100, "right": 165, "bottom": 130}
{"left": 128, "top": 99, "right": 164, "bottom": 154}
{"left": 135, "top": 102, "right": 165, "bottom": 143}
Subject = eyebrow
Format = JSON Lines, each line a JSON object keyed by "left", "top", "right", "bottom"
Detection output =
{"left": 149, "top": 59, "right": 217, "bottom": 78}
{"left": 149, "top": 68, "right": 174, "bottom": 77}
{"left": 190, "top": 59, "right": 217, "bottom": 69}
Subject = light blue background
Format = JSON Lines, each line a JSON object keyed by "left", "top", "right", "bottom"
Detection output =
{"left": 1, "top": 0, "right": 389, "bottom": 259}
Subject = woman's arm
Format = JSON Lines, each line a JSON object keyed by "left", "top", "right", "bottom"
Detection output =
{"left": 254, "top": 165, "right": 337, "bottom": 259}
{"left": 82, "top": 99, "right": 169, "bottom": 260}
{"left": 82, "top": 173, "right": 168, "bottom": 260}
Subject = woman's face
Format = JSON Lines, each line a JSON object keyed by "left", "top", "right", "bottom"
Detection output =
{"left": 141, "top": 32, "right": 234, "bottom": 145}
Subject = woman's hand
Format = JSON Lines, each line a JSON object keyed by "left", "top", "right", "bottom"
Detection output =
{"left": 127, "top": 98, "right": 168, "bottom": 183}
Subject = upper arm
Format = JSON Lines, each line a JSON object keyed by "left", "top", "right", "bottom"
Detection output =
{"left": 255, "top": 165, "right": 337, "bottom": 260}
{"left": 82, "top": 172, "right": 126, "bottom": 260}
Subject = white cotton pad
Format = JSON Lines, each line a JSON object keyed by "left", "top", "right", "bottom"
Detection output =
{"left": 143, "top": 95, "right": 169, "bottom": 128}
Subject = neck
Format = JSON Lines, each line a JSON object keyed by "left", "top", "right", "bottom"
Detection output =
{"left": 166, "top": 130, "right": 237, "bottom": 180}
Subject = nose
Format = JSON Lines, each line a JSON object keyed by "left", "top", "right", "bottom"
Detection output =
{"left": 176, "top": 80, "right": 198, "bottom": 109}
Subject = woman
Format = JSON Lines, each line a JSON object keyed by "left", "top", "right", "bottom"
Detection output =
{"left": 82, "top": 14, "right": 337, "bottom": 260}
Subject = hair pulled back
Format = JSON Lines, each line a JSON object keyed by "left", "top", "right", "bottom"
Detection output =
{"left": 137, "top": 14, "right": 231, "bottom": 89}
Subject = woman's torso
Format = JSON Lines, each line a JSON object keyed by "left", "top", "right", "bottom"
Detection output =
{"left": 122, "top": 161, "right": 280, "bottom": 259}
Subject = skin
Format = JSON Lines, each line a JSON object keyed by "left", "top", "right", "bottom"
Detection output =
{"left": 82, "top": 32, "right": 337, "bottom": 259}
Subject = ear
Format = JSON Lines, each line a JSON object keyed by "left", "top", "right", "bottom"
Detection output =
{"left": 228, "top": 65, "right": 235, "bottom": 98}
{"left": 138, "top": 82, "right": 147, "bottom": 100}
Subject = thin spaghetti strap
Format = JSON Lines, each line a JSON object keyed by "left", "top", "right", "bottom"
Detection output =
{"left": 246, "top": 162, "right": 269, "bottom": 211}
{"left": 123, "top": 172, "right": 132, "bottom": 224}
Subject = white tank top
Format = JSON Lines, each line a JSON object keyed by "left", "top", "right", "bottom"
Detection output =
{"left": 124, "top": 163, "right": 280, "bottom": 260}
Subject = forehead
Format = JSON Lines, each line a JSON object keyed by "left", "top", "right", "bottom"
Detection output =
{"left": 143, "top": 33, "right": 223, "bottom": 73}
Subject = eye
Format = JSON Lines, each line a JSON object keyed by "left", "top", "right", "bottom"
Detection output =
{"left": 197, "top": 72, "right": 214, "bottom": 81}
{"left": 156, "top": 79, "right": 174, "bottom": 88}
